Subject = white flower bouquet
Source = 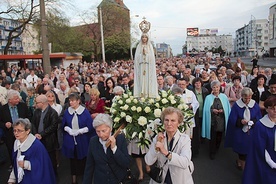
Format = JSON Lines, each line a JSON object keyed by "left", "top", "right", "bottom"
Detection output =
{"left": 109, "top": 90, "right": 194, "bottom": 148}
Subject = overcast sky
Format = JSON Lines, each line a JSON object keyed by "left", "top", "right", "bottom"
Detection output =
{"left": 69, "top": 0, "right": 275, "bottom": 55}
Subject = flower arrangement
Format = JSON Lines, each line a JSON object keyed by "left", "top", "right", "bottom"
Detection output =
{"left": 109, "top": 90, "right": 194, "bottom": 148}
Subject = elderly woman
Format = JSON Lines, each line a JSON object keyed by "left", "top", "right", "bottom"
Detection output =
{"left": 83, "top": 113, "right": 131, "bottom": 184}
{"left": 62, "top": 93, "right": 95, "bottom": 184}
{"left": 242, "top": 96, "right": 276, "bottom": 184}
{"left": 8, "top": 118, "right": 55, "bottom": 184}
{"left": 225, "top": 87, "right": 262, "bottom": 170}
{"left": 202, "top": 80, "right": 231, "bottom": 160}
{"left": 86, "top": 88, "right": 105, "bottom": 119}
{"left": 145, "top": 107, "right": 194, "bottom": 184}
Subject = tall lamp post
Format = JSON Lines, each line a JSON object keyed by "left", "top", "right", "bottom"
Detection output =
{"left": 130, "top": 15, "right": 139, "bottom": 60}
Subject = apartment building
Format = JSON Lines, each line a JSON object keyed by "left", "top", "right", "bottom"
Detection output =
{"left": 235, "top": 19, "right": 269, "bottom": 57}
{"left": 269, "top": 4, "right": 276, "bottom": 57}
{"left": 0, "top": 17, "right": 40, "bottom": 55}
{"left": 0, "top": 17, "right": 23, "bottom": 54}
{"left": 186, "top": 34, "right": 233, "bottom": 55}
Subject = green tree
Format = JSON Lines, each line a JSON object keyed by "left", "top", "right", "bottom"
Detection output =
{"left": 105, "top": 32, "right": 130, "bottom": 60}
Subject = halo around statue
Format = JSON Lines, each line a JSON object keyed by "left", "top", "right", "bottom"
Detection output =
{"left": 139, "top": 17, "right": 151, "bottom": 33}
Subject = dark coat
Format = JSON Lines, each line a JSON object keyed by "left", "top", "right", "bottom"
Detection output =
{"left": 83, "top": 134, "right": 131, "bottom": 184}
{"left": 31, "top": 105, "right": 59, "bottom": 152}
{"left": 0, "top": 102, "right": 29, "bottom": 159}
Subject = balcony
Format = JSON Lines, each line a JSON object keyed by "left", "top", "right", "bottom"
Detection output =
{"left": 14, "top": 37, "right": 21, "bottom": 41}
{"left": 0, "top": 25, "right": 4, "bottom": 29}
{"left": 257, "top": 33, "right": 262, "bottom": 36}
{"left": 257, "top": 27, "right": 262, "bottom": 30}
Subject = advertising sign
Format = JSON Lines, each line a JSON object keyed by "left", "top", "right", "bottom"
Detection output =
{"left": 200, "top": 28, "right": 218, "bottom": 35}
{"left": 187, "top": 28, "right": 199, "bottom": 36}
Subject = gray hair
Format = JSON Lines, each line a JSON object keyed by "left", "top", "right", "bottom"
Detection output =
{"left": 171, "top": 86, "right": 183, "bottom": 95}
{"left": 241, "top": 87, "right": 253, "bottom": 96}
{"left": 226, "top": 69, "right": 234, "bottom": 75}
{"left": 7, "top": 89, "right": 21, "bottom": 100}
{"left": 113, "top": 86, "right": 124, "bottom": 95}
{"left": 210, "top": 80, "right": 220, "bottom": 88}
{"left": 93, "top": 113, "right": 113, "bottom": 129}
{"left": 13, "top": 118, "right": 32, "bottom": 131}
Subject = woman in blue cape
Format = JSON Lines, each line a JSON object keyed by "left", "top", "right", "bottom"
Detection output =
{"left": 242, "top": 95, "right": 276, "bottom": 184}
{"left": 225, "top": 87, "right": 262, "bottom": 170}
{"left": 202, "top": 80, "right": 231, "bottom": 160}
{"left": 8, "top": 118, "right": 55, "bottom": 184}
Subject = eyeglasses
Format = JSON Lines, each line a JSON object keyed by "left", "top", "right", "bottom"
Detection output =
{"left": 13, "top": 129, "right": 25, "bottom": 134}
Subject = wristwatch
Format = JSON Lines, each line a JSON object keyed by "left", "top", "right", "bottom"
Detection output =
{"left": 166, "top": 151, "right": 172, "bottom": 161}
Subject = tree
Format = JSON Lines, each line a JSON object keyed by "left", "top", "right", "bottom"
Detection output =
{"left": 0, "top": 0, "right": 72, "bottom": 54}
{"left": 105, "top": 32, "right": 130, "bottom": 60}
{"left": 0, "top": 0, "right": 40, "bottom": 54}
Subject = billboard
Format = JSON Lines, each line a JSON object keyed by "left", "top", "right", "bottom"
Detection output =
{"left": 200, "top": 28, "right": 218, "bottom": 35}
{"left": 187, "top": 28, "right": 199, "bottom": 36}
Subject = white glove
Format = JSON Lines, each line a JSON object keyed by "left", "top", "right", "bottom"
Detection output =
{"left": 71, "top": 129, "right": 79, "bottom": 136}
{"left": 265, "top": 149, "right": 276, "bottom": 169}
{"left": 248, "top": 121, "right": 254, "bottom": 127}
{"left": 18, "top": 155, "right": 25, "bottom": 183}
{"left": 64, "top": 126, "right": 72, "bottom": 134}
{"left": 77, "top": 127, "right": 89, "bottom": 135}
{"left": 64, "top": 126, "right": 78, "bottom": 136}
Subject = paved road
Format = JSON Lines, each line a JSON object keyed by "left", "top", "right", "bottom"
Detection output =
{"left": 231, "top": 57, "right": 276, "bottom": 69}
{"left": 0, "top": 138, "right": 242, "bottom": 184}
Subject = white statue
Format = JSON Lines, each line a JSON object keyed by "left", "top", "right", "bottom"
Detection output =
{"left": 133, "top": 19, "right": 158, "bottom": 98}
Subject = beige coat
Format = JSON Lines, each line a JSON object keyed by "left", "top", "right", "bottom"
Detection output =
{"left": 145, "top": 130, "right": 194, "bottom": 184}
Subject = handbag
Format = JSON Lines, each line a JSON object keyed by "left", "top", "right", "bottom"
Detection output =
{"left": 147, "top": 136, "right": 181, "bottom": 183}
{"left": 147, "top": 160, "right": 167, "bottom": 183}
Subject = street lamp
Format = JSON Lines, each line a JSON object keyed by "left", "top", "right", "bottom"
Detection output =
{"left": 130, "top": 14, "right": 139, "bottom": 60}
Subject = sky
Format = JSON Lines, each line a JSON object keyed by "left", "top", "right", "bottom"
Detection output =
{"left": 68, "top": 0, "right": 275, "bottom": 55}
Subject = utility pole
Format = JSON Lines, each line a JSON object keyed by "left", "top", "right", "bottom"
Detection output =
{"left": 99, "top": 7, "right": 105, "bottom": 63}
{"left": 40, "top": 0, "right": 51, "bottom": 75}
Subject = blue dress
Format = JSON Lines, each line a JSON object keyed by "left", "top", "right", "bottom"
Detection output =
{"left": 11, "top": 134, "right": 56, "bottom": 184}
{"left": 62, "top": 106, "right": 95, "bottom": 159}
{"left": 225, "top": 99, "right": 262, "bottom": 154}
{"left": 242, "top": 115, "right": 276, "bottom": 184}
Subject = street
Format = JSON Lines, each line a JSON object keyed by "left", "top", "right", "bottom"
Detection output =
{"left": 0, "top": 138, "right": 242, "bottom": 184}
{"left": 231, "top": 57, "right": 276, "bottom": 69}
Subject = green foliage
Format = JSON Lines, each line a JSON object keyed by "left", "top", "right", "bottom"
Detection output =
{"left": 105, "top": 32, "right": 130, "bottom": 60}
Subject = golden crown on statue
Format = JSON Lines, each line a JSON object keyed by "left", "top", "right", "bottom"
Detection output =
{"left": 139, "top": 17, "right": 151, "bottom": 33}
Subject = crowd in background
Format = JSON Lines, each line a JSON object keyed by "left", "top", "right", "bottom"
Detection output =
{"left": 0, "top": 55, "right": 275, "bottom": 183}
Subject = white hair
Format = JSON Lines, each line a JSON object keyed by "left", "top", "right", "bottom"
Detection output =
{"left": 93, "top": 113, "right": 113, "bottom": 129}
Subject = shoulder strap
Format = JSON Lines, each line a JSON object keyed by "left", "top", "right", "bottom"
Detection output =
{"left": 161, "top": 136, "right": 181, "bottom": 167}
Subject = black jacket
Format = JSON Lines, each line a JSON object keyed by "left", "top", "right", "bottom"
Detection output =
{"left": 31, "top": 105, "right": 59, "bottom": 152}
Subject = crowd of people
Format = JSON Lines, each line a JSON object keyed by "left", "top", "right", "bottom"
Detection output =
{"left": 0, "top": 54, "right": 275, "bottom": 183}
